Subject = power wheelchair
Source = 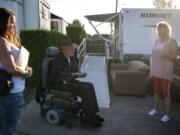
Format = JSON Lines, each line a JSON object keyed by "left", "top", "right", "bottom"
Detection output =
{"left": 35, "top": 47, "right": 82, "bottom": 127}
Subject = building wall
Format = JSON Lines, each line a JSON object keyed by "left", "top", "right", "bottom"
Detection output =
{"left": 0, "top": 0, "right": 51, "bottom": 32}
{"left": 39, "top": 0, "right": 50, "bottom": 30}
{"left": 62, "top": 20, "right": 68, "bottom": 34}
{"left": 24, "top": 0, "right": 39, "bottom": 29}
{"left": 24, "top": 0, "right": 50, "bottom": 30}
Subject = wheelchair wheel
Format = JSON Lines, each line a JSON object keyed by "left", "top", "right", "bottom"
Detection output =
{"left": 46, "top": 109, "right": 60, "bottom": 125}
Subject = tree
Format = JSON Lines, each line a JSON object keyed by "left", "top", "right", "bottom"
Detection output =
{"left": 69, "top": 19, "right": 83, "bottom": 28}
{"left": 153, "top": 0, "right": 177, "bottom": 8}
{"left": 66, "top": 19, "right": 86, "bottom": 44}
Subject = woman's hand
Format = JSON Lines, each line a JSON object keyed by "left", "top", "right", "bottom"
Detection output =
{"left": 25, "top": 67, "right": 33, "bottom": 78}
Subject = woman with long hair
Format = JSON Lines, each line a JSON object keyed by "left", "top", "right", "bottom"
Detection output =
{"left": 0, "top": 8, "right": 32, "bottom": 135}
{"left": 148, "top": 21, "right": 178, "bottom": 123}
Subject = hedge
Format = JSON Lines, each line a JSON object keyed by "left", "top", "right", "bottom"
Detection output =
{"left": 20, "top": 29, "right": 67, "bottom": 87}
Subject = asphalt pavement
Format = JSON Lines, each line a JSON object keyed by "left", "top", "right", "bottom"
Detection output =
{"left": 17, "top": 94, "right": 180, "bottom": 135}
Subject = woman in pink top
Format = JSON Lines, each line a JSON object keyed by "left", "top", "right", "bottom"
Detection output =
{"left": 148, "top": 21, "right": 178, "bottom": 123}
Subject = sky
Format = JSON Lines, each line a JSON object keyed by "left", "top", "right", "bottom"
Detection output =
{"left": 50, "top": 0, "right": 180, "bottom": 35}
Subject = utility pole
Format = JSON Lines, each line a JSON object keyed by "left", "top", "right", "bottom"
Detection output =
{"left": 115, "top": 0, "right": 118, "bottom": 13}
{"left": 113, "top": 0, "right": 118, "bottom": 59}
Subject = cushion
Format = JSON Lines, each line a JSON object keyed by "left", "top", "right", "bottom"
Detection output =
{"left": 128, "top": 60, "right": 149, "bottom": 73}
{"left": 110, "top": 63, "right": 128, "bottom": 71}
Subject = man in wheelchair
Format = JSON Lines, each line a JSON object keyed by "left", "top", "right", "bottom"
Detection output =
{"left": 50, "top": 39, "right": 104, "bottom": 127}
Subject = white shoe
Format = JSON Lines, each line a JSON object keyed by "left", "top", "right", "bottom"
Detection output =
{"left": 148, "top": 109, "right": 158, "bottom": 116}
{"left": 160, "top": 115, "right": 171, "bottom": 123}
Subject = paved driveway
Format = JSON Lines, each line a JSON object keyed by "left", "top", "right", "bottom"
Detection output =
{"left": 17, "top": 95, "right": 180, "bottom": 135}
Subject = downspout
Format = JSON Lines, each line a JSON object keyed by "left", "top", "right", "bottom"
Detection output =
{"left": 38, "top": 0, "right": 40, "bottom": 29}
{"left": 115, "top": 0, "right": 119, "bottom": 60}
{"left": 23, "top": 0, "right": 25, "bottom": 29}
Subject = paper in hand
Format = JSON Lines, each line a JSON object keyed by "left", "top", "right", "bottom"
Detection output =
{"left": 17, "top": 46, "right": 29, "bottom": 70}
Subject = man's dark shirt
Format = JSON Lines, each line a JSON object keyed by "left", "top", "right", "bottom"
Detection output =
{"left": 50, "top": 51, "right": 79, "bottom": 87}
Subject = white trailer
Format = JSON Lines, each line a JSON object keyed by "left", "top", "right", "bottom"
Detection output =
{"left": 118, "top": 8, "right": 180, "bottom": 58}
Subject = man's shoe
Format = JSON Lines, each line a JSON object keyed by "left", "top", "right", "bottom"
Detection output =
{"left": 94, "top": 114, "right": 104, "bottom": 122}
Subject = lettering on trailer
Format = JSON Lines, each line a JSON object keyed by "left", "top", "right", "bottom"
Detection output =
{"left": 140, "top": 13, "right": 172, "bottom": 19}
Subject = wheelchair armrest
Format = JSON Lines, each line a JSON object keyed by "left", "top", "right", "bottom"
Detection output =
{"left": 49, "top": 89, "right": 74, "bottom": 100}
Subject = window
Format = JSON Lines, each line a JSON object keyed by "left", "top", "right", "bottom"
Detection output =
{"left": 51, "top": 21, "right": 58, "bottom": 32}
{"left": 41, "top": 3, "right": 50, "bottom": 19}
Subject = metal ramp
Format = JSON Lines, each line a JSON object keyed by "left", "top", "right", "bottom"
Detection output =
{"left": 79, "top": 55, "right": 110, "bottom": 108}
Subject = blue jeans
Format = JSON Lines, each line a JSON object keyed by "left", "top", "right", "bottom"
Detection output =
{"left": 0, "top": 91, "right": 24, "bottom": 135}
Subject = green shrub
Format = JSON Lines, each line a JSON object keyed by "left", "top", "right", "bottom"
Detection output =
{"left": 20, "top": 29, "right": 67, "bottom": 87}
{"left": 66, "top": 26, "right": 86, "bottom": 44}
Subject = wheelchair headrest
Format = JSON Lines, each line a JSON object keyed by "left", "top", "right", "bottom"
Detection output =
{"left": 46, "top": 46, "right": 59, "bottom": 57}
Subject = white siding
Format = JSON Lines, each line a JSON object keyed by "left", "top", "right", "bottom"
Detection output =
{"left": 62, "top": 20, "right": 68, "bottom": 34}
{"left": 39, "top": 0, "right": 50, "bottom": 30}
{"left": 0, "top": 0, "right": 51, "bottom": 32}
{"left": 24, "top": 0, "right": 39, "bottom": 29}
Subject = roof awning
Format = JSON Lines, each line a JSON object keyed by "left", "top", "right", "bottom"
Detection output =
{"left": 85, "top": 13, "right": 119, "bottom": 22}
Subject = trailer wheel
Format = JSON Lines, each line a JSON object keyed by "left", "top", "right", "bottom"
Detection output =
{"left": 46, "top": 109, "right": 60, "bottom": 125}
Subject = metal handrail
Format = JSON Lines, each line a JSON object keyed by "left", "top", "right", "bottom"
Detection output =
{"left": 77, "top": 38, "right": 87, "bottom": 58}
{"left": 77, "top": 37, "right": 111, "bottom": 65}
{"left": 78, "top": 39, "right": 110, "bottom": 56}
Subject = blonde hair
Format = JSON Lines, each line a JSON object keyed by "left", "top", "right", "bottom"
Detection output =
{"left": 9, "top": 34, "right": 21, "bottom": 48}
{"left": 156, "top": 21, "right": 172, "bottom": 37}
{"left": 8, "top": 14, "right": 21, "bottom": 48}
